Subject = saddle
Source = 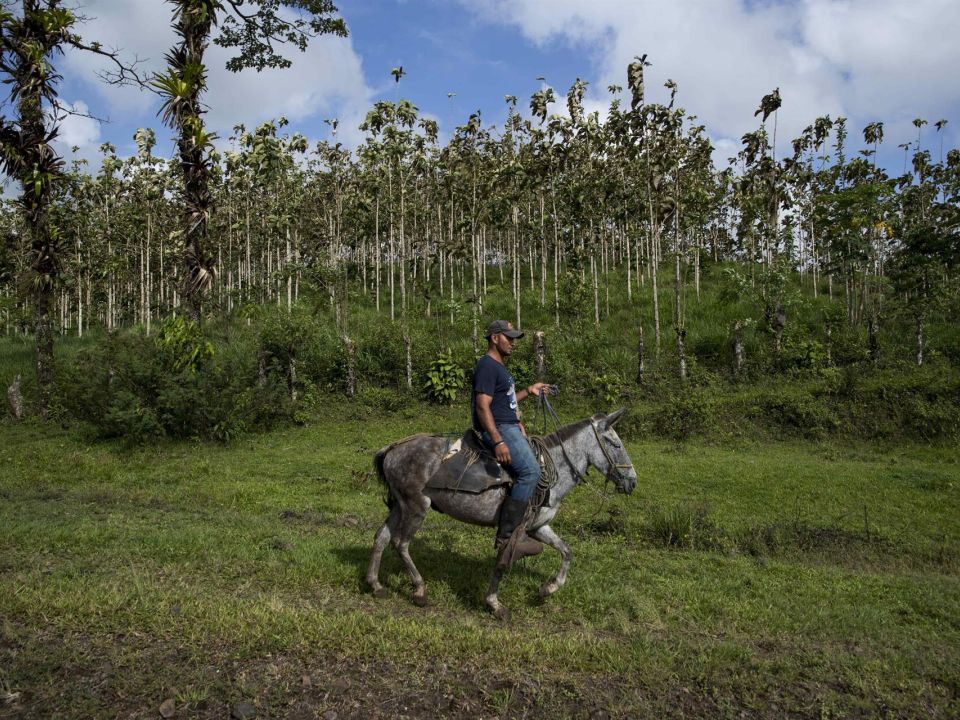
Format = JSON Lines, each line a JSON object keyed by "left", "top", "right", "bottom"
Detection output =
{"left": 425, "top": 429, "right": 507, "bottom": 494}
{"left": 425, "top": 430, "right": 552, "bottom": 505}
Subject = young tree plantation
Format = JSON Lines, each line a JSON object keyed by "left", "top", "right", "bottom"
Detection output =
{"left": 2, "top": 27, "right": 957, "bottom": 425}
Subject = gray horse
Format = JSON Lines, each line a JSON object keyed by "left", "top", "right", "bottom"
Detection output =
{"left": 366, "top": 409, "right": 637, "bottom": 619}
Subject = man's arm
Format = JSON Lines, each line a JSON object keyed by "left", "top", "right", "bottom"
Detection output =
{"left": 516, "top": 382, "right": 551, "bottom": 403}
{"left": 475, "top": 392, "right": 511, "bottom": 464}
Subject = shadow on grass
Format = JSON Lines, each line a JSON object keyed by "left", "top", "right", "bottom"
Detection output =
{"left": 333, "top": 538, "right": 499, "bottom": 611}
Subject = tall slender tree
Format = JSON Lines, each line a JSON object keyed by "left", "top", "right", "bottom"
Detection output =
{"left": 0, "top": 0, "right": 140, "bottom": 414}
{"left": 153, "top": 0, "right": 347, "bottom": 323}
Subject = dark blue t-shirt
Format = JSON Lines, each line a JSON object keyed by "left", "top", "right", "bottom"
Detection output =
{"left": 472, "top": 354, "right": 520, "bottom": 429}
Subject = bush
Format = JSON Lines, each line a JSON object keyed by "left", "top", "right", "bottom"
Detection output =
{"left": 58, "top": 324, "right": 289, "bottom": 441}
{"left": 652, "top": 388, "right": 715, "bottom": 442}
{"left": 900, "top": 397, "right": 959, "bottom": 441}
{"left": 780, "top": 333, "right": 828, "bottom": 371}
{"left": 590, "top": 372, "right": 625, "bottom": 408}
{"left": 754, "top": 389, "right": 839, "bottom": 439}
{"left": 100, "top": 390, "right": 163, "bottom": 442}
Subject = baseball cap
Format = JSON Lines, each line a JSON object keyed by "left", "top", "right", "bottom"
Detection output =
{"left": 485, "top": 320, "right": 524, "bottom": 339}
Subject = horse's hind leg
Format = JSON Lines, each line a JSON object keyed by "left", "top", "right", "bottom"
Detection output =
{"left": 530, "top": 524, "right": 571, "bottom": 598}
{"left": 366, "top": 505, "right": 400, "bottom": 598}
{"left": 394, "top": 494, "right": 431, "bottom": 606}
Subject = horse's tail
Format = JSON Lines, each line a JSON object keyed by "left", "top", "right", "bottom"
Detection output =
{"left": 373, "top": 433, "right": 427, "bottom": 509}
{"left": 373, "top": 445, "right": 396, "bottom": 509}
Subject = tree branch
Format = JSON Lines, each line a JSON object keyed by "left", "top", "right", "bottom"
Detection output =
{"left": 68, "top": 36, "right": 153, "bottom": 91}
{"left": 48, "top": 97, "right": 110, "bottom": 125}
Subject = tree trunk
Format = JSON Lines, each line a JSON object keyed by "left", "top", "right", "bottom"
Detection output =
{"left": 694, "top": 231, "right": 701, "bottom": 300}
{"left": 404, "top": 332, "right": 412, "bottom": 390}
{"left": 772, "top": 305, "right": 786, "bottom": 367}
{"left": 7, "top": 374, "right": 24, "bottom": 421}
{"left": 825, "top": 323, "right": 833, "bottom": 367}
{"left": 169, "top": 4, "right": 216, "bottom": 325}
{"left": 636, "top": 324, "right": 646, "bottom": 384}
{"left": 534, "top": 331, "right": 546, "bottom": 380}
{"left": 650, "top": 227, "right": 661, "bottom": 355}
{"left": 676, "top": 326, "right": 687, "bottom": 381}
{"left": 674, "top": 232, "right": 684, "bottom": 379}
{"left": 471, "top": 302, "right": 478, "bottom": 355}
{"left": 591, "top": 253, "right": 599, "bottom": 327}
{"left": 33, "top": 282, "right": 55, "bottom": 418}
{"left": 868, "top": 313, "right": 880, "bottom": 366}
{"left": 257, "top": 350, "right": 267, "bottom": 388}
{"left": 552, "top": 193, "right": 560, "bottom": 327}
{"left": 733, "top": 320, "right": 745, "bottom": 375}
{"left": 916, "top": 314, "right": 924, "bottom": 366}
{"left": 625, "top": 223, "right": 632, "bottom": 302}
{"left": 343, "top": 335, "right": 356, "bottom": 397}
{"left": 288, "top": 353, "right": 298, "bottom": 403}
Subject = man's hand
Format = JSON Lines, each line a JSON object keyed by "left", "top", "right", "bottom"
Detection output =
{"left": 526, "top": 382, "right": 552, "bottom": 397}
{"left": 494, "top": 440, "right": 511, "bottom": 465}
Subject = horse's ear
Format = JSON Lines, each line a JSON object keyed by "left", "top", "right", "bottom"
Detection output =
{"left": 605, "top": 408, "right": 626, "bottom": 427}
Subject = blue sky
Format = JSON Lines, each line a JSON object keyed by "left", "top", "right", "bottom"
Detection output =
{"left": 26, "top": 0, "right": 960, "bottom": 177}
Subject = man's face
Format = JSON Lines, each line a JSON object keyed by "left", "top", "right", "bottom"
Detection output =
{"left": 492, "top": 325, "right": 517, "bottom": 356}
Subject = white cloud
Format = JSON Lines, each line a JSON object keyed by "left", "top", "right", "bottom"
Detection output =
{"left": 202, "top": 33, "right": 372, "bottom": 147}
{"left": 60, "top": 1, "right": 375, "bottom": 154}
{"left": 467, "top": 0, "right": 960, "bottom": 166}
{"left": 54, "top": 101, "right": 101, "bottom": 151}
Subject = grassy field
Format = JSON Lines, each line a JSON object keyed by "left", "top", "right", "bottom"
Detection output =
{"left": 1, "top": 402, "right": 958, "bottom": 719}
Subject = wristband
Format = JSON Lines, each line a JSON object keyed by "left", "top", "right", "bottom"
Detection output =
{"left": 494, "top": 440, "right": 505, "bottom": 447}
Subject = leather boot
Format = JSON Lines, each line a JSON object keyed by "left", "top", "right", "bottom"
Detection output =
{"left": 495, "top": 497, "right": 543, "bottom": 568}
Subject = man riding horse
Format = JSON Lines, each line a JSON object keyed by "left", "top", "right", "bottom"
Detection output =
{"left": 472, "top": 319, "right": 551, "bottom": 565}
{"left": 368, "top": 324, "right": 637, "bottom": 616}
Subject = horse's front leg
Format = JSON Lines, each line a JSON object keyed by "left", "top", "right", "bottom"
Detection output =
{"left": 484, "top": 562, "right": 510, "bottom": 622}
{"left": 530, "top": 524, "right": 571, "bottom": 598}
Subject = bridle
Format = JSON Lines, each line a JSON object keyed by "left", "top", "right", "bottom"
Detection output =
{"left": 588, "top": 417, "right": 634, "bottom": 485}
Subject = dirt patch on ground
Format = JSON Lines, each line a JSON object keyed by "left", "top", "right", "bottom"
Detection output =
{"left": 1, "top": 614, "right": 955, "bottom": 719}
{"left": 0, "top": 620, "right": 797, "bottom": 720}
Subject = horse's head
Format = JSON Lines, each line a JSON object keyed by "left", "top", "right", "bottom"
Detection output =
{"left": 589, "top": 408, "right": 637, "bottom": 494}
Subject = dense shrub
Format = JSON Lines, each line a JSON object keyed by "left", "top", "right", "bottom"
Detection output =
{"left": 652, "top": 387, "right": 715, "bottom": 442}
{"left": 33, "top": 265, "right": 956, "bottom": 444}
{"left": 754, "top": 389, "right": 840, "bottom": 439}
{"left": 59, "top": 324, "right": 289, "bottom": 441}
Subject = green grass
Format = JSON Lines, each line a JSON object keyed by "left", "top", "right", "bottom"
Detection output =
{"left": 1, "top": 404, "right": 958, "bottom": 718}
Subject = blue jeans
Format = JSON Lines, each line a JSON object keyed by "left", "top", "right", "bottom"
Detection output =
{"left": 482, "top": 423, "right": 540, "bottom": 502}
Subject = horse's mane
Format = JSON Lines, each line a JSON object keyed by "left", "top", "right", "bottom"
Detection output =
{"left": 536, "top": 415, "right": 599, "bottom": 449}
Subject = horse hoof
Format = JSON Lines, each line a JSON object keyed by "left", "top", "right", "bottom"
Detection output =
{"left": 539, "top": 583, "right": 557, "bottom": 599}
{"left": 492, "top": 605, "right": 511, "bottom": 623}
{"left": 372, "top": 587, "right": 389, "bottom": 599}
{"left": 412, "top": 593, "right": 428, "bottom": 607}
